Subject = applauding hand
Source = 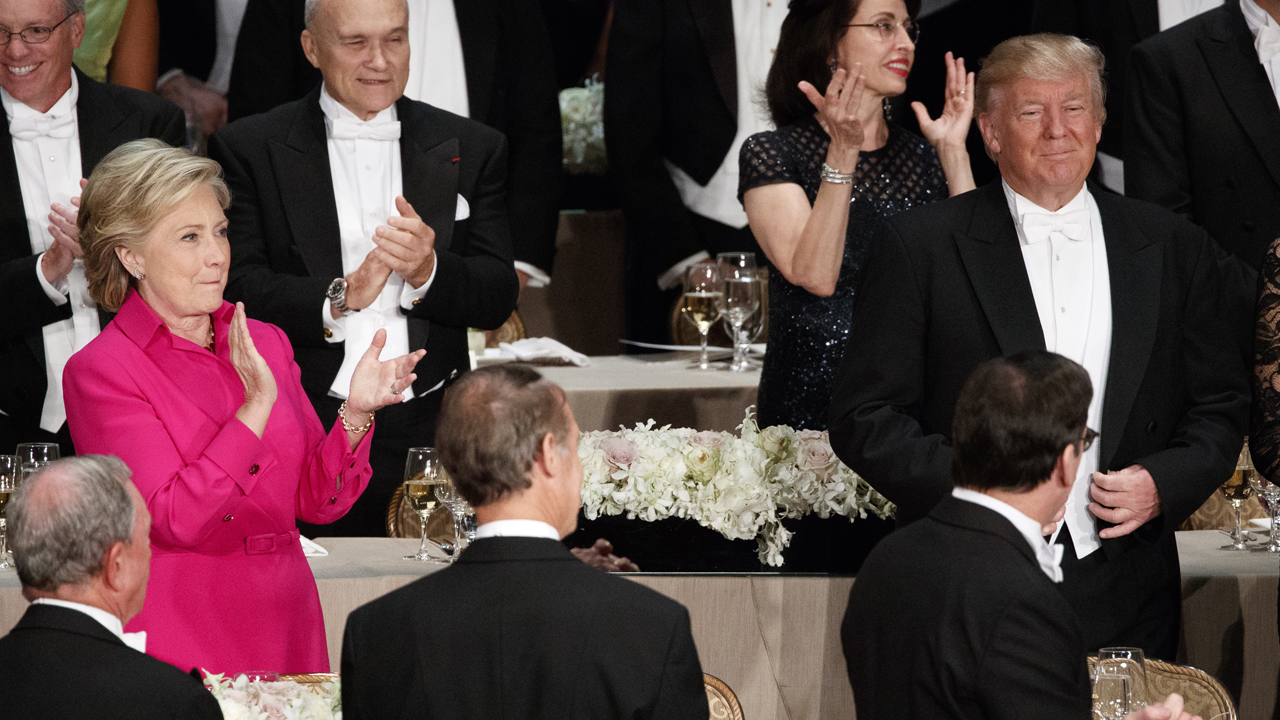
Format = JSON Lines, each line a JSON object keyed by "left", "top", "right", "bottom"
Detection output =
{"left": 41, "top": 178, "right": 88, "bottom": 285}
{"left": 372, "top": 196, "right": 436, "bottom": 289}
{"left": 912, "top": 52, "right": 975, "bottom": 152}
{"left": 343, "top": 329, "right": 426, "bottom": 441}
{"left": 230, "top": 302, "right": 279, "bottom": 438}
{"left": 799, "top": 65, "right": 866, "bottom": 172}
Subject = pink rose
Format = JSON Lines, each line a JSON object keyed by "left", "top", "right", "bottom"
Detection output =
{"left": 600, "top": 437, "right": 639, "bottom": 469}
{"left": 796, "top": 439, "right": 837, "bottom": 474}
{"left": 690, "top": 431, "right": 725, "bottom": 449}
{"left": 797, "top": 429, "right": 827, "bottom": 442}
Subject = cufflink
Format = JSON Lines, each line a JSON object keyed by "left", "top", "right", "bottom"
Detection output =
{"left": 324, "top": 328, "right": 333, "bottom": 339}
{"left": 411, "top": 298, "right": 421, "bottom": 306}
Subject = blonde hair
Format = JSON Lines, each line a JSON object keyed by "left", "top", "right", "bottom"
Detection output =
{"left": 78, "top": 139, "right": 230, "bottom": 312}
{"left": 975, "top": 33, "right": 1107, "bottom": 125}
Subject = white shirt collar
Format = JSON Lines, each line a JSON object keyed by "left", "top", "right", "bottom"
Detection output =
{"left": 1, "top": 69, "right": 78, "bottom": 122}
{"left": 1241, "top": 0, "right": 1274, "bottom": 38}
{"left": 30, "top": 598, "right": 146, "bottom": 652}
{"left": 474, "top": 519, "right": 562, "bottom": 541}
{"left": 1002, "top": 179, "right": 1090, "bottom": 222}
{"left": 951, "top": 487, "right": 1065, "bottom": 583}
{"left": 318, "top": 83, "right": 397, "bottom": 128}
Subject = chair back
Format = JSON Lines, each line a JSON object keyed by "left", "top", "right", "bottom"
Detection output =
{"left": 704, "top": 673, "right": 744, "bottom": 720}
{"left": 1087, "top": 657, "right": 1235, "bottom": 719}
{"left": 483, "top": 310, "right": 527, "bottom": 348}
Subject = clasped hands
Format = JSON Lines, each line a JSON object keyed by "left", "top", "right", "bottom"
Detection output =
{"left": 336, "top": 196, "right": 437, "bottom": 316}
{"left": 40, "top": 178, "right": 88, "bottom": 285}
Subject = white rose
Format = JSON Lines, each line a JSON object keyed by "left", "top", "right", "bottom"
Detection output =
{"left": 796, "top": 439, "right": 837, "bottom": 475}
{"left": 683, "top": 445, "right": 720, "bottom": 484}
{"left": 217, "top": 697, "right": 255, "bottom": 720}
{"left": 758, "top": 426, "right": 794, "bottom": 459}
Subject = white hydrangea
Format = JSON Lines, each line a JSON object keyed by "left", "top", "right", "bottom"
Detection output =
{"left": 203, "top": 671, "right": 342, "bottom": 720}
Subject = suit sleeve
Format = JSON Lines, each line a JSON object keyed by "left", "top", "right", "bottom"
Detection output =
{"left": 155, "top": 100, "right": 188, "bottom": 148}
{"left": 651, "top": 607, "right": 710, "bottom": 720}
{"left": 177, "top": 681, "right": 226, "bottom": 720}
{"left": 828, "top": 222, "right": 953, "bottom": 520}
{"left": 1137, "top": 228, "right": 1250, "bottom": 531}
{"left": 497, "top": 0, "right": 562, "bottom": 275}
{"left": 340, "top": 608, "right": 370, "bottom": 720}
{"left": 1125, "top": 40, "right": 1192, "bottom": 216}
{"left": 604, "top": 0, "right": 703, "bottom": 280}
{"left": 406, "top": 135, "right": 520, "bottom": 331}
{"left": 227, "top": 0, "right": 302, "bottom": 121}
{"left": 0, "top": 254, "right": 73, "bottom": 336}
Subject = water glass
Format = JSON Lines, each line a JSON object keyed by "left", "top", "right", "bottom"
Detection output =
{"left": 15, "top": 443, "right": 59, "bottom": 466}
{"left": 433, "top": 472, "right": 468, "bottom": 563}
{"left": 1249, "top": 468, "right": 1280, "bottom": 552}
{"left": 716, "top": 253, "right": 760, "bottom": 372}
{"left": 402, "top": 448, "right": 447, "bottom": 564}
{"left": 1092, "top": 669, "right": 1131, "bottom": 720}
{"left": 0, "top": 456, "right": 17, "bottom": 570}
{"left": 1220, "top": 439, "right": 1255, "bottom": 550}
{"left": 1098, "top": 647, "right": 1147, "bottom": 708}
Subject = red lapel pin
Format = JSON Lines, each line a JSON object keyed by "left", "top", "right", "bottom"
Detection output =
{"left": 452, "top": 157, "right": 460, "bottom": 163}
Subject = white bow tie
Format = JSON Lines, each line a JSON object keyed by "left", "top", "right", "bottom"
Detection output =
{"left": 1021, "top": 208, "right": 1090, "bottom": 245}
{"left": 9, "top": 111, "right": 76, "bottom": 141}
{"left": 1038, "top": 542, "right": 1065, "bottom": 584}
{"left": 1257, "top": 22, "right": 1280, "bottom": 65}
{"left": 329, "top": 118, "right": 401, "bottom": 141}
{"left": 121, "top": 630, "right": 147, "bottom": 653}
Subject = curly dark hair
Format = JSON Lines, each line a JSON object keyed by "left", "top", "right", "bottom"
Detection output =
{"left": 765, "top": 0, "right": 921, "bottom": 128}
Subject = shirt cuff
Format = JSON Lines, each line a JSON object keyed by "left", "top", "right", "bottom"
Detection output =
{"left": 322, "top": 298, "right": 346, "bottom": 343}
{"left": 514, "top": 261, "right": 551, "bottom": 288}
{"left": 156, "top": 68, "right": 185, "bottom": 91}
{"left": 36, "top": 253, "right": 70, "bottom": 306}
{"left": 657, "top": 251, "right": 711, "bottom": 291}
{"left": 399, "top": 258, "right": 437, "bottom": 310}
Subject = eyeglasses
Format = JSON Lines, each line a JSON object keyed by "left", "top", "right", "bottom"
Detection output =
{"left": 0, "top": 13, "right": 75, "bottom": 46}
{"left": 1080, "top": 428, "right": 1099, "bottom": 453}
{"left": 845, "top": 19, "right": 921, "bottom": 44}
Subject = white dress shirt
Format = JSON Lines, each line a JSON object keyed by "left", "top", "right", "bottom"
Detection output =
{"left": 659, "top": 0, "right": 786, "bottom": 290}
{"left": 474, "top": 518, "right": 561, "bottom": 540}
{"left": 1157, "top": 0, "right": 1225, "bottom": 30}
{"left": 206, "top": 0, "right": 251, "bottom": 93}
{"left": 1, "top": 71, "right": 100, "bottom": 433}
{"left": 951, "top": 488, "right": 1064, "bottom": 583}
{"left": 1003, "top": 181, "right": 1112, "bottom": 559}
{"left": 319, "top": 87, "right": 433, "bottom": 401}
{"left": 30, "top": 598, "right": 147, "bottom": 652}
{"left": 1241, "top": 0, "right": 1280, "bottom": 105}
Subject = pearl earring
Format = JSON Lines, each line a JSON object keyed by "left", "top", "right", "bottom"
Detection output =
{"left": 134, "top": 268, "right": 144, "bottom": 280}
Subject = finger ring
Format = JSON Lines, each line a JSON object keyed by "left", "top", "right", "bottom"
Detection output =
{"left": 391, "top": 384, "right": 402, "bottom": 395}
{"left": 958, "top": 90, "right": 966, "bottom": 95}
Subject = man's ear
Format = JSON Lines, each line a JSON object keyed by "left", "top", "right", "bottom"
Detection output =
{"left": 1053, "top": 444, "right": 1078, "bottom": 489}
{"left": 530, "top": 432, "right": 558, "bottom": 477}
{"left": 99, "top": 541, "right": 127, "bottom": 593}
{"left": 977, "top": 112, "right": 1001, "bottom": 157}
{"left": 301, "top": 30, "right": 322, "bottom": 69}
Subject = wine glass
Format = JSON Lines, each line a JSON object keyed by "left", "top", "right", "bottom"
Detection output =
{"left": 680, "top": 262, "right": 723, "bottom": 370}
{"left": 1098, "top": 647, "right": 1147, "bottom": 709}
{"left": 401, "top": 448, "right": 447, "bottom": 564}
{"left": 433, "top": 471, "right": 468, "bottom": 563}
{"left": 723, "top": 279, "right": 764, "bottom": 370}
{"left": 0, "top": 456, "right": 17, "bottom": 570}
{"left": 15, "top": 443, "right": 59, "bottom": 467}
{"left": 1092, "top": 668, "right": 1131, "bottom": 720}
{"left": 1248, "top": 467, "right": 1280, "bottom": 553}
{"left": 717, "top": 253, "right": 761, "bottom": 372}
{"left": 1220, "top": 439, "right": 1255, "bottom": 550}
{"left": 463, "top": 505, "right": 478, "bottom": 544}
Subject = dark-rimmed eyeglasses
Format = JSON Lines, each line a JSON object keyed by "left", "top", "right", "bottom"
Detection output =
{"left": 845, "top": 19, "right": 921, "bottom": 44}
{"left": 1080, "top": 427, "right": 1099, "bottom": 453}
{"left": 0, "top": 13, "right": 75, "bottom": 46}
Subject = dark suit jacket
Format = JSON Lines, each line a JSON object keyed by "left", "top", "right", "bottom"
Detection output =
{"left": 1126, "top": 1, "right": 1280, "bottom": 272}
{"left": 604, "top": 0, "right": 740, "bottom": 278}
{"left": 0, "top": 69, "right": 184, "bottom": 439}
{"left": 340, "top": 537, "right": 709, "bottom": 720}
{"left": 227, "top": 0, "right": 561, "bottom": 272}
{"left": 157, "top": 0, "right": 217, "bottom": 82}
{"left": 209, "top": 88, "right": 518, "bottom": 402}
{"left": 0, "top": 604, "right": 222, "bottom": 719}
{"left": 844, "top": 496, "right": 1092, "bottom": 720}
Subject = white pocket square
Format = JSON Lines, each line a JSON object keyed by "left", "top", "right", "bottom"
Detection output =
{"left": 455, "top": 194, "right": 470, "bottom": 221}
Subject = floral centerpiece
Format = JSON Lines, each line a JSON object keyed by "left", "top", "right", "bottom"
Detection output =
{"left": 203, "top": 672, "right": 341, "bottom": 720}
{"left": 578, "top": 408, "right": 895, "bottom": 566}
{"left": 559, "top": 77, "right": 607, "bottom": 175}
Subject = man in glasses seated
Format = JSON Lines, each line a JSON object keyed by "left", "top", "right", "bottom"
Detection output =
{"left": 0, "top": 0, "right": 184, "bottom": 458}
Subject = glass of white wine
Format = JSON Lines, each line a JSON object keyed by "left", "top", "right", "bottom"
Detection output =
{"left": 402, "top": 447, "right": 447, "bottom": 564}
{"left": 434, "top": 473, "right": 469, "bottom": 563}
{"left": 681, "top": 262, "right": 723, "bottom": 370}
{"left": 0, "top": 455, "right": 17, "bottom": 570}
{"left": 1220, "top": 439, "right": 1255, "bottom": 550}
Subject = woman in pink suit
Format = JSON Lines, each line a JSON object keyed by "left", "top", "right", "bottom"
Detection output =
{"left": 63, "top": 139, "right": 425, "bottom": 674}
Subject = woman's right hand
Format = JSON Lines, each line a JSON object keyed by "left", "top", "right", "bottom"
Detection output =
{"left": 799, "top": 64, "right": 866, "bottom": 172}
{"left": 230, "top": 302, "right": 278, "bottom": 438}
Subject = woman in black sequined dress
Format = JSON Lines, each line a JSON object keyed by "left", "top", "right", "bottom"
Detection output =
{"left": 737, "top": 0, "right": 977, "bottom": 571}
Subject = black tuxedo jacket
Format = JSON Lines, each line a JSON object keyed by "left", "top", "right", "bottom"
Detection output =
{"left": 227, "top": 0, "right": 561, "bottom": 272}
{"left": 340, "top": 537, "right": 709, "bottom": 720}
{"left": 0, "top": 69, "right": 184, "bottom": 439}
{"left": 1126, "top": 2, "right": 1280, "bottom": 272}
{"left": 0, "top": 604, "right": 222, "bottom": 719}
{"left": 604, "top": 0, "right": 741, "bottom": 277}
{"left": 844, "top": 496, "right": 1092, "bottom": 720}
{"left": 209, "top": 88, "right": 518, "bottom": 401}
{"left": 157, "top": 0, "right": 217, "bottom": 82}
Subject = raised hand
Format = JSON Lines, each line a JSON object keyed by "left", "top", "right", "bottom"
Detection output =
{"left": 799, "top": 64, "right": 866, "bottom": 171}
{"left": 371, "top": 196, "right": 437, "bottom": 289}
{"left": 345, "top": 328, "right": 427, "bottom": 421}
{"left": 912, "top": 52, "right": 975, "bottom": 152}
{"left": 230, "top": 302, "right": 278, "bottom": 438}
{"left": 41, "top": 178, "right": 88, "bottom": 284}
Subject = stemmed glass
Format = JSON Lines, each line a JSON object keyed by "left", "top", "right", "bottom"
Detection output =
{"left": 1220, "top": 439, "right": 1255, "bottom": 550}
{"left": 434, "top": 473, "right": 469, "bottom": 563}
{"left": 722, "top": 266, "right": 766, "bottom": 370}
{"left": 680, "top": 262, "right": 723, "bottom": 370}
{"left": 0, "top": 456, "right": 18, "bottom": 570}
{"left": 717, "top": 253, "right": 761, "bottom": 372}
{"left": 1098, "top": 647, "right": 1147, "bottom": 710}
{"left": 1092, "top": 668, "right": 1131, "bottom": 720}
{"left": 1248, "top": 466, "right": 1280, "bottom": 553}
{"left": 401, "top": 447, "right": 447, "bottom": 564}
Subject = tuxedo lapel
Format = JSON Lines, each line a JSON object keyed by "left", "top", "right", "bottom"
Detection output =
{"left": 396, "top": 99, "right": 460, "bottom": 255}
{"left": 0, "top": 116, "right": 29, "bottom": 265}
{"left": 1096, "top": 189, "right": 1161, "bottom": 471}
{"left": 688, "top": 0, "right": 737, "bottom": 122}
{"left": 1198, "top": 4, "right": 1280, "bottom": 190}
{"left": 74, "top": 69, "right": 136, "bottom": 176}
{"left": 1128, "top": 0, "right": 1159, "bottom": 41}
{"left": 453, "top": 0, "right": 496, "bottom": 124}
{"left": 953, "top": 182, "right": 1046, "bottom": 356}
{"left": 266, "top": 91, "right": 343, "bottom": 280}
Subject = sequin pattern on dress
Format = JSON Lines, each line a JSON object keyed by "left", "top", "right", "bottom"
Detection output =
{"left": 738, "top": 116, "right": 948, "bottom": 429}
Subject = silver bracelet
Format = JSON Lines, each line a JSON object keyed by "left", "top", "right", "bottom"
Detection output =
{"left": 820, "top": 163, "right": 855, "bottom": 184}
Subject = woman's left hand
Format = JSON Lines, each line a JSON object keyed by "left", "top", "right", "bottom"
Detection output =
{"left": 345, "top": 329, "right": 427, "bottom": 420}
{"left": 912, "top": 52, "right": 975, "bottom": 152}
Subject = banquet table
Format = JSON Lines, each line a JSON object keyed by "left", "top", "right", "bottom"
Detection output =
{"left": 539, "top": 354, "right": 760, "bottom": 432}
{"left": 0, "top": 530, "right": 1274, "bottom": 718}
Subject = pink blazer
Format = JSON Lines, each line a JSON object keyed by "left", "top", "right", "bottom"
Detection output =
{"left": 64, "top": 293, "right": 373, "bottom": 674}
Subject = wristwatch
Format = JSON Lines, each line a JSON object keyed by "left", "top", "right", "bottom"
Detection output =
{"left": 327, "top": 277, "right": 355, "bottom": 316}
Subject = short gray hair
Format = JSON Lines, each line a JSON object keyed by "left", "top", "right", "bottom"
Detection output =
{"left": 303, "top": 0, "right": 408, "bottom": 30}
{"left": 8, "top": 456, "right": 136, "bottom": 592}
{"left": 62, "top": 0, "right": 87, "bottom": 15}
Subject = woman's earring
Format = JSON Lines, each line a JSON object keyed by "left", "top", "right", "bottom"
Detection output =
{"left": 133, "top": 268, "right": 144, "bottom": 281}
{"left": 882, "top": 97, "right": 892, "bottom": 122}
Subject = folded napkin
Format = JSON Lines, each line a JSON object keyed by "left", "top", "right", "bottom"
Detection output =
{"left": 300, "top": 536, "right": 329, "bottom": 557}
{"left": 498, "top": 338, "right": 590, "bottom": 367}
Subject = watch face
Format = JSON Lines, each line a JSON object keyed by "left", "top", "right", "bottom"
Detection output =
{"left": 327, "top": 278, "right": 345, "bottom": 301}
